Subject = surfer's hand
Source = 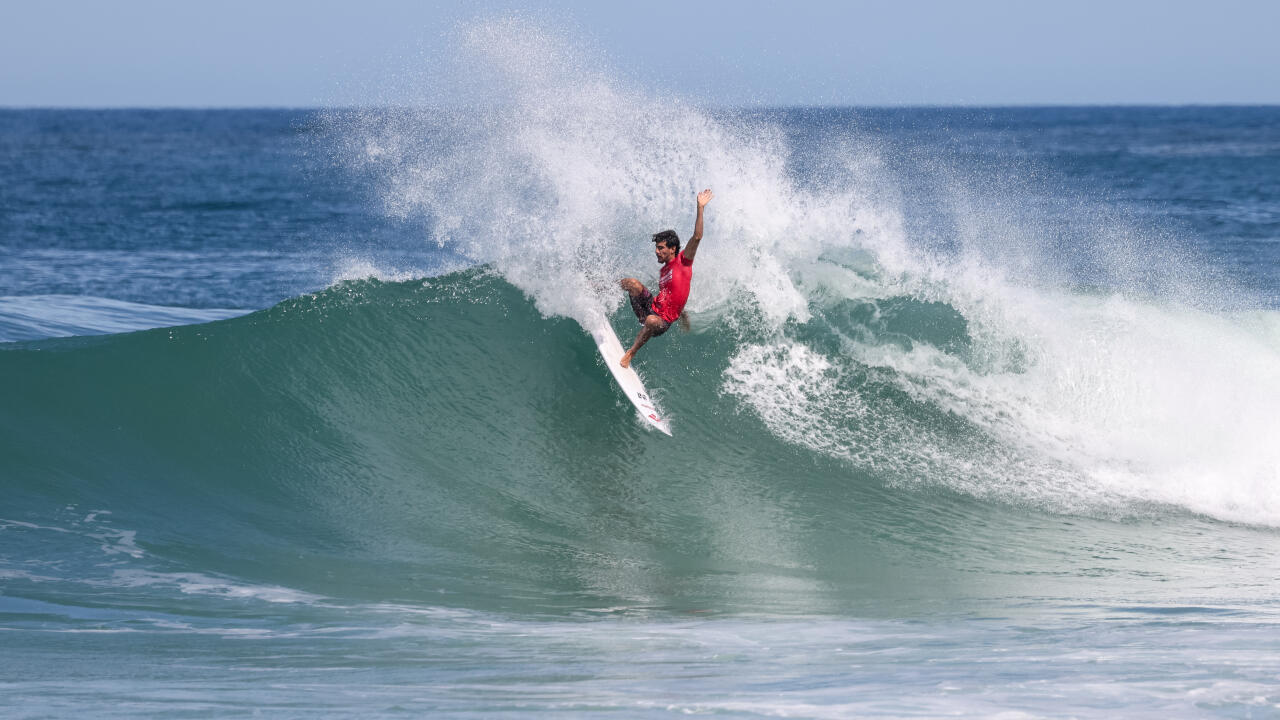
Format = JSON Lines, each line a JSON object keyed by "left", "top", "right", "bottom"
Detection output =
{"left": 697, "top": 189, "right": 714, "bottom": 207}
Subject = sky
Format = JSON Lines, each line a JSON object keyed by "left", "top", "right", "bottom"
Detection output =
{"left": 2, "top": 0, "right": 1278, "bottom": 107}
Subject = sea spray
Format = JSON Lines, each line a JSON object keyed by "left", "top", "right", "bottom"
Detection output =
{"left": 324, "top": 17, "right": 897, "bottom": 326}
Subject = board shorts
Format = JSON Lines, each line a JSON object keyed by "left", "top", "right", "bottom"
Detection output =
{"left": 629, "top": 289, "right": 671, "bottom": 336}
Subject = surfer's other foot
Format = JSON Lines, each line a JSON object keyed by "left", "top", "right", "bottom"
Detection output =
{"left": 619, "top": 351, "right": 633, "bottom": 368}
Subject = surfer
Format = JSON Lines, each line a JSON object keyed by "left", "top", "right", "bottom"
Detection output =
{"left": 618, "top": 188, "right": 714, "bottom": 368}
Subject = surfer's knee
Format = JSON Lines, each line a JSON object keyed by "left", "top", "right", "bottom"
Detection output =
{"left": 644, "top": 315, "right": 669, "bottom": 335}
{"left": 620, "top": 278, "right": 643, "bottom": 296}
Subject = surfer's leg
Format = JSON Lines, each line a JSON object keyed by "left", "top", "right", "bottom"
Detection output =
{"left": 621, "top": 278, "right": 653, "bottom": 322}
{"left": 620, "top": 314, "right": 669, "bottom": 368}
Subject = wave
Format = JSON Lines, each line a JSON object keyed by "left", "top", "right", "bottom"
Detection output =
{"left": 312, "top": 16, "right": 1279, "bottom": 528}
{"left": 3, "top": 270, "right": 1279, "bottom": 615}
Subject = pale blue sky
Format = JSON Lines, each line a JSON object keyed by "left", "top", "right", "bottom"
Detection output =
{"left": 2, "top": 0, "right": 1277, "bottom": 107}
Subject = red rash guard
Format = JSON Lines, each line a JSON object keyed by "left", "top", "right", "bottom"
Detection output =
{"left": 650, "top": 251, "right": 693, "bottom": 323}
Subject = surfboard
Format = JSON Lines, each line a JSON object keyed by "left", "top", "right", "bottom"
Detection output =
{"left": 584, "top": 312, "right": 673, "bottom": 436}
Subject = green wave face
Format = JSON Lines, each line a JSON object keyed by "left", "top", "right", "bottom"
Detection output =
{"left": 3, "top": 271, "right": 1276, "bottom": 616}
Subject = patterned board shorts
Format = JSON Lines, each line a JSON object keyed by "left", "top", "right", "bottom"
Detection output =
{"left": 629, "top": 289, "right": 671, "bottom": 336}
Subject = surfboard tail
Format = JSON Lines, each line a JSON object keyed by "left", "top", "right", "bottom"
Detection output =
{"left": 583, "top": 312, "right": 673, "bottom": 436}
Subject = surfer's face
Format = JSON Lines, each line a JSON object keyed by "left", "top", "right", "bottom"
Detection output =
{"left": 655, "top": 242, "right": 677, "bottom": 264}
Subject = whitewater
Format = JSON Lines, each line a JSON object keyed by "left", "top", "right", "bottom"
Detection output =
{"left": 3, "top": 17, "right": 1279, "bottom": 719}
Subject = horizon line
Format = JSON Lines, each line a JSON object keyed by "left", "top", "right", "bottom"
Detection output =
{"left": 3, "top": 102, "right": 1280, "bottom": 111}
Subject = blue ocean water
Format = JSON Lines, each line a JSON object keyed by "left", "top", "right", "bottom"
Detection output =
{"left": 3, "top": 31, "right": 1280, "bottom": 719}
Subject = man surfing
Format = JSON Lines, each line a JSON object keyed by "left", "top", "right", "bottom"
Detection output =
{"left": 618, "top": 188, "right": 714, "bottom": 368}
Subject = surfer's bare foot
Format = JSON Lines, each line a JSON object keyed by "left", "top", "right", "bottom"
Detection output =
{"left": 619, "top": 351, "right": 634, "bottom": 368}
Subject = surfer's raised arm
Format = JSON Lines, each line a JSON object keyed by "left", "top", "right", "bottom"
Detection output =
{"left": 682, "top": 189, "right": 714, "bottom": 262}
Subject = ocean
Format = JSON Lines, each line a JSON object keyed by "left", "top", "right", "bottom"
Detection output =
{"left": 3, "top": 24, "right": 1280, "bottom": 719}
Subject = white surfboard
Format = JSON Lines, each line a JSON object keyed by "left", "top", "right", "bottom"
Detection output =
{"left": 584, "top": 312, "right": 673, "bottom": 436}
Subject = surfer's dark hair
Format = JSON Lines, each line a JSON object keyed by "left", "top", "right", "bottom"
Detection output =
{"left": 652, "top": 230, "right": 680, "bottom": 252}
